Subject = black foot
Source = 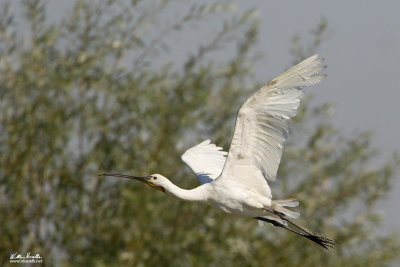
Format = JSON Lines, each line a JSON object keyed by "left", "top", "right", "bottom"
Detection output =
{"left": 255, "top": 215, "right": 335, "bottom": 250}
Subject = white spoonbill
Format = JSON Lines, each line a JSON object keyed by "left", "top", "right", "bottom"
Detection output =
{"left": 100, "top": 55, "right": 335, "bottom": 249}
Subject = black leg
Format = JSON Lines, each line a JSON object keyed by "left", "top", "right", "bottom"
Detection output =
{"left": 255, "top": 214, "right": 335, "bottom": 250}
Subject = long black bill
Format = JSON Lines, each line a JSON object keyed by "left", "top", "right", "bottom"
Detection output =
{"left": 99, "top": 173, "right": 151, "bottom": 181}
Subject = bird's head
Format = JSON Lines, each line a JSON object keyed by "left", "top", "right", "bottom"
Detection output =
{"left": 99, "top": 173, "right": 169, "bottom": 193}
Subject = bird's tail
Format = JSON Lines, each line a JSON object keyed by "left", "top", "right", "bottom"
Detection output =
{"left": 272, "top": 199, "right": 300, "bottom": 219}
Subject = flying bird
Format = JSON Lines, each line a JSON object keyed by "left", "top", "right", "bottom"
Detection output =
{"left": 100, "top": 55, "right": 335, "bottom": 249}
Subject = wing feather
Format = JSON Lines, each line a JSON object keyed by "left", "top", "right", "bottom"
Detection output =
{"left": 181, "top": 140, "right": 227, "bottom": 184}
{"left": 220, "top": 55, "right": 326, "bottom": 184}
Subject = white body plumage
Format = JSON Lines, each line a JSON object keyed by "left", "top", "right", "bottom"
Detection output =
{"left": 101, "top": 55, "right": 335, "bottom": 249}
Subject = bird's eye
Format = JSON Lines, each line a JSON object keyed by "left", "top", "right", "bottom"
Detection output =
{"left": 153, "top": 176, "right": 157, "bottom": 180}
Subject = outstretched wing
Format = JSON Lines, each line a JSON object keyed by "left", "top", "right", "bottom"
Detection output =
{"left": 221, "top": 55, "right": 326, "bottom": 184}
{"left": 181, "top": 139, "right": 227, "bottom": 184}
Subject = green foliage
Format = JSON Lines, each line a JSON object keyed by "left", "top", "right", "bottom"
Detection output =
{"left": 0, "top": 1, "right": 399, "bottom": 266}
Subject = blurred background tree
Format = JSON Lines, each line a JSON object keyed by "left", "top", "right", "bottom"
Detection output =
{"left": 0, "top": 0, "right": 399, "bottom": 266}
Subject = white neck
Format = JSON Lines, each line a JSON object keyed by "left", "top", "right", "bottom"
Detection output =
{"left": 163, "top": 180, "right": 209, "bottom": 202}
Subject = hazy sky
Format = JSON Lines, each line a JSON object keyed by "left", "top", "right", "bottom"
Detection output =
{"left": 13, "top": 0, "right": 399, "bottom": 230}
{"left": 240, "top": 0, "right": 400, "bottom": 231}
